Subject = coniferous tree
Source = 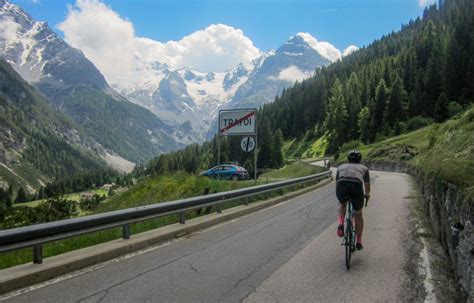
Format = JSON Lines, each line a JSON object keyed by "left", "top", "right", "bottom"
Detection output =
{"left": 345, "top": 73, "right": 362, "bottom": 139}
{"left": 370, "top": 79, "right": 389, "bottom": 139}
{"left": 15, "top": 187, "right": 27, "bottom": 203}
{"left": 37, "top": 187, "right": 45, "bottom": 200}
{"left": 434, "top": 92, "right": 450, "bottom": 122}
{"left": 385, "top": 75, "right": 407, "bottom": 128}
{"left": 324, "top": 79, "right": 348, "bottom": 152}
{"left": 357, "top": 107, "right": 371, "bottom": 143}
{"left": 0, "top": 188, "right": 12, "bottom": 210}
{"left": 258, "top": 117, "right": 274, "bottom": 169}
{"left": 272, "top": 129, "right": 284, "bottom": 168}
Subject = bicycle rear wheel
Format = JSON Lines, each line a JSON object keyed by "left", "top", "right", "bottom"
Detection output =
{"left": 345, "top": 221, "right": 352, "bottom": 270}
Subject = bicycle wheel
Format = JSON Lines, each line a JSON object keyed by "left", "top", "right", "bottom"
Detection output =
{"left": 345, "top": 220, "right": 352, "bottom": 270}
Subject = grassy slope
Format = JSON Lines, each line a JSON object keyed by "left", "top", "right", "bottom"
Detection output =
{"left": 100, "top": 162, "right": 324, "bottom": 212}
{"left": 332, "top": 107, "right": 474, "bottom": 194}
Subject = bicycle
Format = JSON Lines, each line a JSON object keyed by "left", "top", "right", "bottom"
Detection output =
{"left": 342, "top": 196, "right": 369, "bottom": 270}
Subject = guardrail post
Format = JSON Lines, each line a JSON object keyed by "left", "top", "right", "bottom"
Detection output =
{"left": 122, "top": 224, "right": 131, "bottom": 239}
{"left": 33, "top": 245, "right": 43, "bottom": 264}
{"left": 179, "top": 211, "right": 186, "bottom": 224}
{"left": 216, "top": 204, "right": 222, "bottom": 213}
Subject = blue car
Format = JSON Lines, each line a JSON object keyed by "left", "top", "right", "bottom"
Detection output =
{"left": 199, "top": 164, "right": 250, "bottom": 181}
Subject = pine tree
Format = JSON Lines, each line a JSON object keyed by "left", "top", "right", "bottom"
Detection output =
{"left": 370, "top": 79, "right": 389, "bottom": 139}
{"left": 258, "top": 117, "right": 274, "bottom": 169}
{"left": 345, "top": 73, "right": 362, "bottom": 140}
{"left": 15, "top": 187, "right": 27, "bottom": 203}
{"left": 434, "top": 92, "right": 450, "bottom": 122}
{"left": 272, "top": 129, "right": 284, "bottom": 168}
{"left": 324, "top": 79, "right": 348, "bottom": 151}
{"left": 385, "top": 75, "right": 407, "bottom": 128}
{"left": 357, "top": 107, "right": 371, "bottom": 143}
{"left": 0, "top": 188, "right": 12, "bottom": 210}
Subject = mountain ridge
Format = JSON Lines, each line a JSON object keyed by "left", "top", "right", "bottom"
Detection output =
{"left": 0, "top": 59, "right": 111, "bottom": 192}
{"left": 0, "top": 0, "right": 180, "bottom": 164}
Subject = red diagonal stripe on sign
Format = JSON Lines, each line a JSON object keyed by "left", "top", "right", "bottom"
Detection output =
{"left": 220, "top": 111, "right": 255, "bottom": 134}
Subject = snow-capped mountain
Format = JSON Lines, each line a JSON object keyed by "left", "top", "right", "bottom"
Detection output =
{"left": 0, "top": 0, "right": 180, "bottom": 164}
{"left": 228, "top": 34, "right": 332, "bottom": 109}
{"left": 119, "top": 33, "right": 342, "bottom": 144}
{"left": 117, "top": 60, "right": 255, "bottom": 144}
{"left": 0, "top": 0, "right": 358, "bottom": 150}
{"left": 0, "top": 0, "right": 108, "bottom": 91}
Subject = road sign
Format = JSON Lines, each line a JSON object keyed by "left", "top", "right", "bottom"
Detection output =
{"left": 241, "top": 136, "right": 255, "bottom": 152}
{"left": 219, "top": 108, "right": 256, "bottom": 136}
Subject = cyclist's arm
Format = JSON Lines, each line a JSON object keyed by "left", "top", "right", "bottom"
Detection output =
{"left": 364, "top": 182, "right": 370, "bottom": 197}
{"left": 363, "top": 169, "right": 371, "bottom": 198}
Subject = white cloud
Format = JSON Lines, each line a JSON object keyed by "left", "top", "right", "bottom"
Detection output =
{"left": 419, "top": 0, "right": 436, "bottom": 7}
{"left": 58, "top": 0, "right": 261, "bottom": 87}
{"left": 296, "top": 32, "right": 342, "bottom": 62}
{"left": 0, "top": 18, "right": 21, "bottom": 43}
{"left": 272, "top": 65, "right": 313, "bottom": 83}
{"left": 343, "top": 45, "right": 359, "bottom": 57}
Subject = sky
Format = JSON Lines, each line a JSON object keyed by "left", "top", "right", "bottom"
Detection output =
{"left": 6, "top": 0, "right": 436, "bottom": 85}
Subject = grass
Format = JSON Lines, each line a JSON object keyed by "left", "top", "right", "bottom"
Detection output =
{"left": 333, "top": 107, "right": 474, "bottom": 191}
{"left": 13, "top": 188, "right": 110, "bottom": 208}
{"left": 0, "top": 163, "right": 328, "bottom": 269}
{"left": 301, "top": 133, "right": 329, "bottom": 159}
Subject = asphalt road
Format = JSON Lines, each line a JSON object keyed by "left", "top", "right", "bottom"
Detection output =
{"left": 1, "top": 171, "right": 415, "bottom": 303}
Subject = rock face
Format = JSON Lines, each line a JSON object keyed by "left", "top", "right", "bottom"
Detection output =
{"left": 227, "top": 34, "right": 330, "bottom": 110}
{"left": 367, "top": 160, "right": 473, "bottom": 301}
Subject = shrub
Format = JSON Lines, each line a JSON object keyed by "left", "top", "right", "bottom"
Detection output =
{"left": 339, "top": 140, "right": 362, "bottom": 153}
{"left": 447, "top": 102, "right": 463, "bottom": 118}
{"left": 80, "top": 194, "right": 104, "bottom": 212}
{"left": 406, "top": 116, "right": 433, "bottom": 131}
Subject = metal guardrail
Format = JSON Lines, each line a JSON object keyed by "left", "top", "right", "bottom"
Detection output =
{"left": 0, "top": 171, "right": 331, "bottom": 264}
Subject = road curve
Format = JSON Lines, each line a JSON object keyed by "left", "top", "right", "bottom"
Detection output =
{"left": 1, "top": 171, "right": 416, "bottom": 303}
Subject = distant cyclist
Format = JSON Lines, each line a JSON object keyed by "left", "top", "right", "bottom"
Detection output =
{"left": 336, "top": 150, "right": 371, "bottom": 250}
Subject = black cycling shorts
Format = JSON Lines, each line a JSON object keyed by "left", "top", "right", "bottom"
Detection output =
{"left": 336, "top": 180, "right": 364, "bottom": 211}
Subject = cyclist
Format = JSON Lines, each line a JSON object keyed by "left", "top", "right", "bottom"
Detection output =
{"left": 336, "top": 150, "right": 370, "bottom": 250}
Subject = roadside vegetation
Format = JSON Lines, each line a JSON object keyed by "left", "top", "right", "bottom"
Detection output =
{"left": 333, "top": 106, "right": 474, "bottom": 194}
{"left": 0, "top": 161, "right": 328, "bottom": 269}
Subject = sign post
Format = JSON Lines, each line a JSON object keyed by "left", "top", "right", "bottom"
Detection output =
{"left": 218, "top": 108, "right": 258, "bottom": 181}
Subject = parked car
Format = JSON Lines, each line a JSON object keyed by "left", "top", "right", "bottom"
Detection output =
{"left": 199, "top": 164, "right": 250, "bottom": 181}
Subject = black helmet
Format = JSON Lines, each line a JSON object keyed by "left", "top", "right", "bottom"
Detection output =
{"left": 347, "top": 150, "right": 362, "bottom": 163}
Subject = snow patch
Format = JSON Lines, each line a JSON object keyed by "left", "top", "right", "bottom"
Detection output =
{"left": 296, "top": 32, "right": 341, "bottom": 62}
{"left": 283, "top": 51, "right": 303, "bottom": 56}
{"left": 343, "top": 45, "right": 359, "bottom": 57}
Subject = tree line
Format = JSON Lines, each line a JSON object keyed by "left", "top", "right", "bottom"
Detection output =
{"left": 0, "top": 169, "right": 132, "bottom": 212}
{"left": 139, "top": 117, "right": 285, "bottom": 178}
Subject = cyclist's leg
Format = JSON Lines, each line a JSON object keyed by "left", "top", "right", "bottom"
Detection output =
{"left": 354, "top": 209, "right": 364, "bottom": 238}
{"left": 336, "top": 181, "right": 349, "bottom": 237}
{"left": 350, "top": 183, "right": 365, "bottom": 249}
